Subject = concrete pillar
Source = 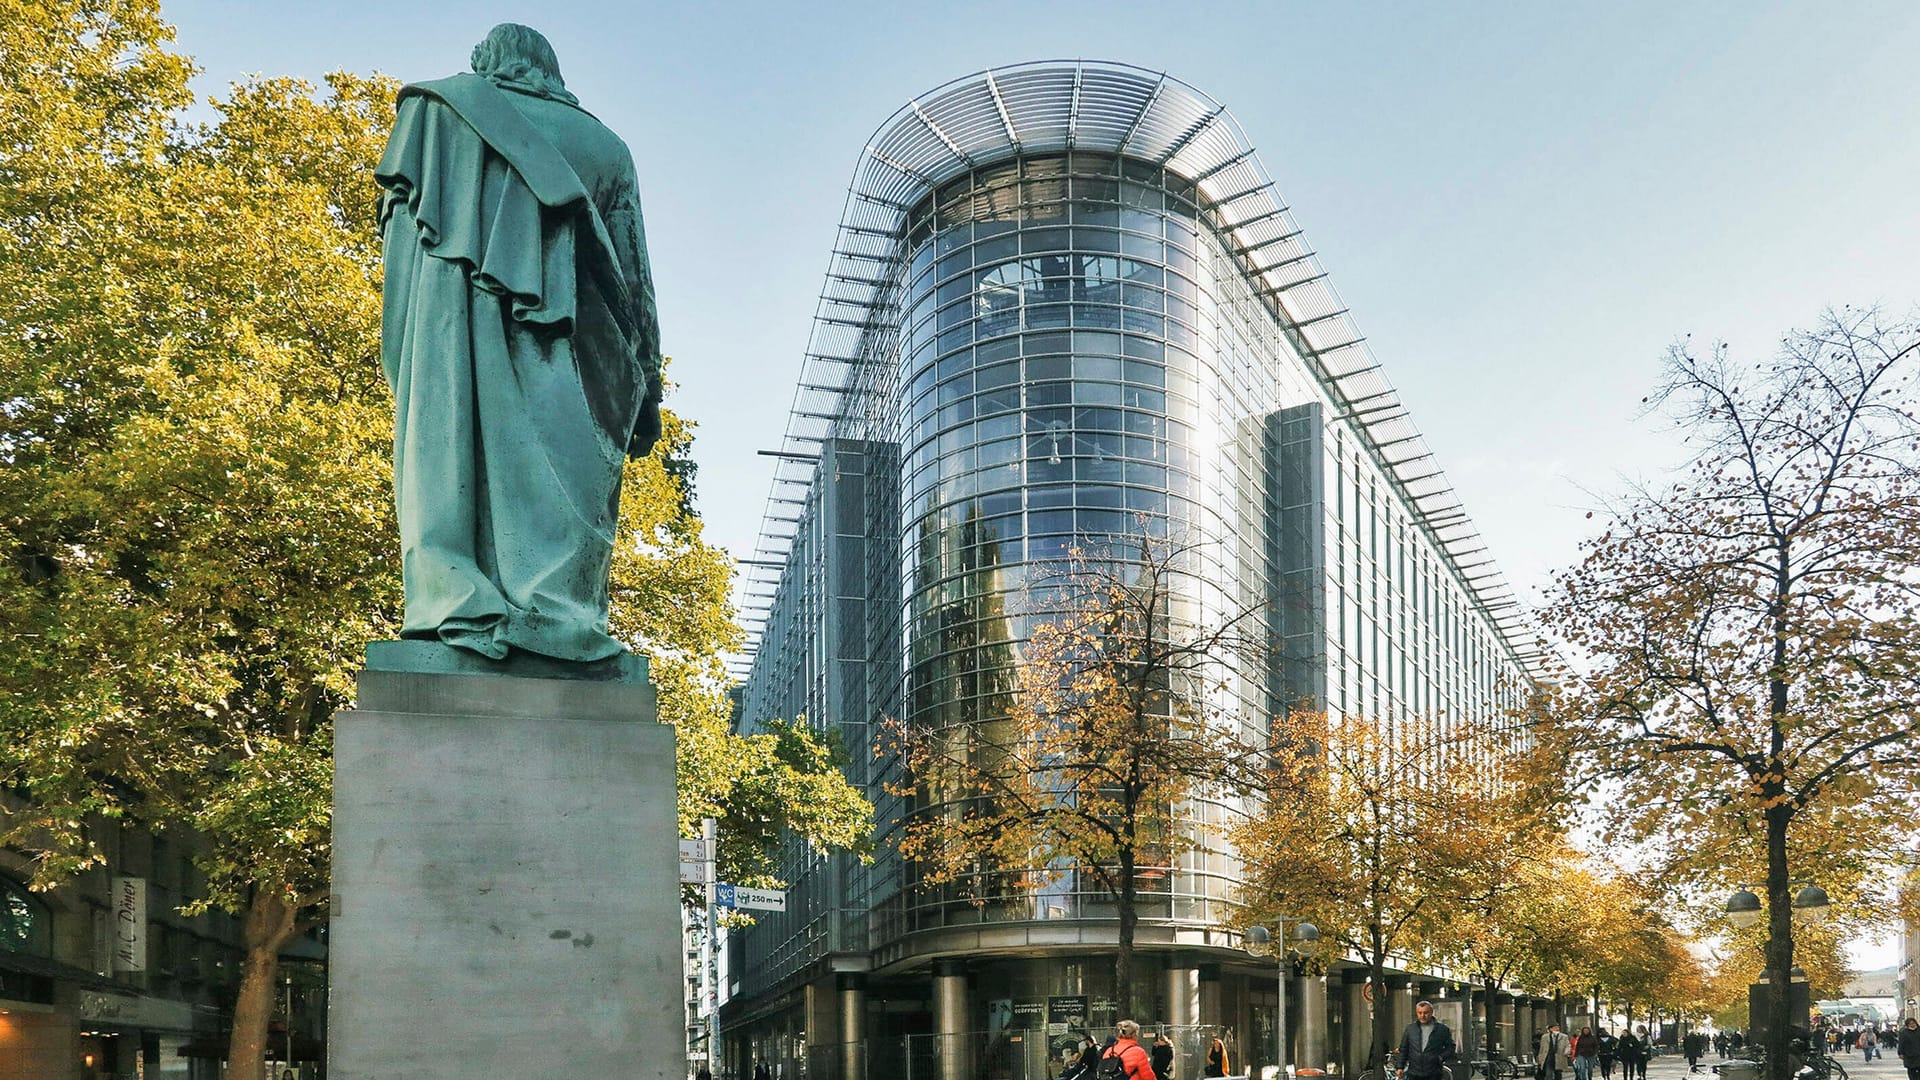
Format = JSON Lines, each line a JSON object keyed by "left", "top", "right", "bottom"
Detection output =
{"left": 330, "top": 646, "right": 680, "bottom": 1080}
{"left": 1343, "top": 979, "right": 1370, "bottom": 1074}
{"left": 806, "top": 980, "right": 838, "bottom": 1080}
{"left": 1168, "top": 966, "right": 1200, "bottom": 1080}
{"left": 1168, "top": 965, "right": 1200, "bottom": 1027}
{"left": 1296, "top": 975, "right": 1329, "bottom": 1074}
{"left": 935, "top": 960, "right": 971, "bottom": 1080}
{"left": 1391, "top": 982, "right": 1416, "bottom": 1041}
{"left": 1199, "top": 970, "right": 1223, "bottom": 1031}
{"left": 840, "top": 976, "right": 865, "bottom": 1080}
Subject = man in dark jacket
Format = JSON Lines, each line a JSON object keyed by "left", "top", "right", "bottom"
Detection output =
{"left": 1895, "top": 1017, "right": 1918, "bottom": 1080}
{"left": 1397, "top": 1001, "right": 1458, "bottom": 1080}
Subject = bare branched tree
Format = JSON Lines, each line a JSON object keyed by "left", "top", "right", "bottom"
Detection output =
{"left": 1542, "top": 307, "right": 1920, "bottom": 1080}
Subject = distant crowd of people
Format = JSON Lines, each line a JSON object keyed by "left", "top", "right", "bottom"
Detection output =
{"left": 729, "top": 1011, "right": 1920, "bottom": 1080}
{"left": 1536, "top": 1022, "right": 1652, "bottom": 1080}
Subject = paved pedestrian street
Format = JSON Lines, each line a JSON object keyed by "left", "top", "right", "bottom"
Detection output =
{"left": 1640, "top": 1050, "right": 1909, "bottom": 1080}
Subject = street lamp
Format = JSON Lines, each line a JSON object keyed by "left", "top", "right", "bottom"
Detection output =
{"left": 1246, "top": 920, "right": 1320, "bottom": 1080}
{"left": 1724, "top": 884, "right": 1831, "bottom": 1080}
{"left": 1723, "top": 885, "right": 1830, "bottom": 928}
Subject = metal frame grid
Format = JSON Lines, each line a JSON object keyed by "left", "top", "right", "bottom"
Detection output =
{"left": 736, "top": 60, "right": 1544, "bottom": 678}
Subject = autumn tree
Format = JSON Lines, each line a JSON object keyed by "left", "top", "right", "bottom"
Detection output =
{"left": 0, "top": 5, "right": 868, "bottom": 1076}
{"left": 611, "top": 412, "right": 872, "bottom": 888}
{"left": 882, "top": 534, "right": 1265, "bottom": 1018}
{"left": 1439, "top": 763, "right": 1591, "bottom": 1054}
{"left": 1234, "top": 710, "right": 1497, "bottom": 1071}
{"left": 1541, "top": 308, "right": 1920, "bottom": 1080}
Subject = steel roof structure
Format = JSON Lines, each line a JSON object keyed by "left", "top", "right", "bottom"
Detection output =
{"left": 734, "top": 60, "right": 1546, "bottom": 680}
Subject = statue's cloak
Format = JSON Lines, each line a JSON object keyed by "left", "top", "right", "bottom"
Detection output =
{"left": 376, "top": 73, "right": 659, "bottom": 662}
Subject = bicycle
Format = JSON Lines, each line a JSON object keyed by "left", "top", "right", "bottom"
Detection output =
{"left": 1359, "top": 1066, "right": 1455, "bottom": 1080}
{"left": 1801, "top": 1051, "right": 1849, "bottom": 1080}
{"left": 1472, "top": 1056, "right": 1523, "bottom": 1080}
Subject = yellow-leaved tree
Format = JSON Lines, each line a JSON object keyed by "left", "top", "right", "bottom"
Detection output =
{"left": 881, "top": 534, "right": 1265, "bottom": 1019}
{"left": 1233, "top": 709, "right": 1505, "bottom": 1072}
{"left": 0, "top": 5, "right": 869, "bottom": 1078}
{"left": 1541, "top": 309, "right": 1920, "bottom": 1080}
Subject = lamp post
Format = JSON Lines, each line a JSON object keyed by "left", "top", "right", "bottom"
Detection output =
{"left": 1725, "top": 884, "right": 1830, "bottom": 1080}
{"left": 1246, "top": 920, "right": 1320, "bottom": 1080}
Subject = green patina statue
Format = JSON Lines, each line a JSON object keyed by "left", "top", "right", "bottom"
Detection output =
{"left": 376, "top": 24, "right": 661, "bottom": 663}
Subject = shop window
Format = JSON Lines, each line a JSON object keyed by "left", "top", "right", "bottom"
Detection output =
{"left": 1, "top": 876, "right": 52, "bottom": 956}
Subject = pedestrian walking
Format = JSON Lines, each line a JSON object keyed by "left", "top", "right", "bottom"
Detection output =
{"left": 1151, "top": 1033, "right": 1175, "bottom": 1080}
{"left": 1616, "top": 1028, "right": 1644, "bottom": 1080}
{"left": 1599, "top": 1029, "right": 1618, "bottom": 1080}
{"left": 1064, "top": 1035, "right": 1101, "bottom": 1080}
{"left": 1538, "top": 1024, "right": 1572, "bottom": 1080}
{"left": 1683, "top": 1032, "right": 1706, "bottom": 1073}
{"left": 1573, "top": 1027, "right": 1599, "bottom": 1080}
{"left": 1205, "top": 1035, "right": 1230, "bottom": 1078}
{"left": 1102, "top": 1021, "right": 1158, "bottom": 1080}
{"left": 1896, "top": 1017, "right": 1919, "bottom": 1080}
{"left": 1396, "top": 1000, "right": 1457, "bottom": 1080}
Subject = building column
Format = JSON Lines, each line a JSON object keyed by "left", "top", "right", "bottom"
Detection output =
{"left": 1168, "top": 965, "right": 1200, "bottom": 1080}
{"left": 1199, "top": 968, "right": 1223, "bottom": 1031}
{"left": 1168, "top": 965, "right": 1200, "bottom": 1027}
{"left": 840, "top": 975, "right": 865, "bottom": 1080}
{"left": 1296, "top": 974, "right": 1329, "bottom": 1074}
{"left": 1391, "top": 981, "right": 1416, "bottom": 1040}
{"left": 935, "top": 960, "right": 971, "bottom": 1080}
{"left": 1342, "top": 975, "right": 1370, "bottom": 1075}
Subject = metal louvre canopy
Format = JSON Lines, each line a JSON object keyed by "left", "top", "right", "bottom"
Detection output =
{"left": 736, "top": 60, "right": 1545, "bottom": 680}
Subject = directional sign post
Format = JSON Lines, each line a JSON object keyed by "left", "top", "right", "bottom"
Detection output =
{"left": 678, "top": 839, "right": 711, "bottom": 885}
{"left": 714, "top": 884, "right": 786, "bottom": 912}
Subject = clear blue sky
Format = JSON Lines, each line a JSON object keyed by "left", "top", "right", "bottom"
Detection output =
{"left": 162, "top": 1, "right": 1917, "bottom": 960}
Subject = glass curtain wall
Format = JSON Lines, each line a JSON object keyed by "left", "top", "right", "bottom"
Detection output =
{"left": 886, "top": 150, "right": 1324, "bottom": 942}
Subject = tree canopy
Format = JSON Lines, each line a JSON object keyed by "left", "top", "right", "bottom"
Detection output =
{"left": 882, "top": 534, "right": 1264, "bottom": 1018}
{"left": 1541, "top": 308, "right": 1920, "bottom": 1080}
{"left": 1234, "top": 708, "right": 1512, "bottom": 1069}
{"left": 0, "top": 2, "right": 867, "bottom": 1074}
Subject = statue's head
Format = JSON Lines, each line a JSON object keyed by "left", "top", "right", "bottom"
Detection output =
{"left": 470, "top": 24, "right": 572, "bottom": 101}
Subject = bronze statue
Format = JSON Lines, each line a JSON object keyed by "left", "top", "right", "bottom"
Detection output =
{"left": 376, "top": 24, "right": 661, "bottom": 662}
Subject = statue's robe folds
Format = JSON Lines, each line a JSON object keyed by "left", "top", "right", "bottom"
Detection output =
{"left": 376, "top": 74, "right": 660, "bottom": 662}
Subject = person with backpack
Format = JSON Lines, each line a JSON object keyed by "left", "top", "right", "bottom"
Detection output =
{"left": 1101, "top": 1021, "right": 1159, "bottom": 1080}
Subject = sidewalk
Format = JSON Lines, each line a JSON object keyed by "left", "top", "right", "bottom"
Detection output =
{"left": 1643, "top": 1052, "right": 1907, "bottom": 1080}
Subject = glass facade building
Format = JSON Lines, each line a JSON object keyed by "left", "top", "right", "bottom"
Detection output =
{"left": 721, "top": 62, "right": 1545, "bottom": 1080}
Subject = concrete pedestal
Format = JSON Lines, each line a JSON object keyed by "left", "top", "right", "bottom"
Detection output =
{"left": 330, "top": 642, "right": 680, "bottom": 1080}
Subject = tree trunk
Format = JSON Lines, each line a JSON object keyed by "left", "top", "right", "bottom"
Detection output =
{"left": 1116, "top": 848, "right": 1136, "bottom": 1020}
{"left": 1486, "top": 980, "right": 1501, "bottom": 1059}
{"left": 226, "top": 884, "right": 300, "bottom": 1080}
{"left": 1369, "top": 939, "right": 1391, "bottom": 1073}
{"left": 1761, "top": 801, "right": 1795, "bottom": 1080}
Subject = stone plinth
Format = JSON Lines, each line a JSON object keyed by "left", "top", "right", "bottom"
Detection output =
{"left": 330, "top": 642, "right": 679, "bottom": 1080}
